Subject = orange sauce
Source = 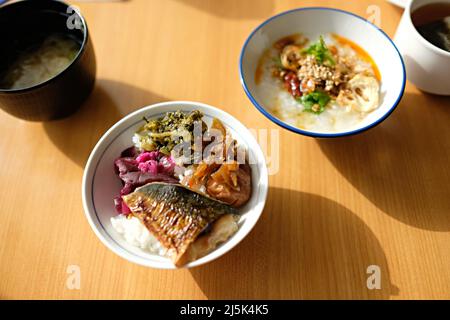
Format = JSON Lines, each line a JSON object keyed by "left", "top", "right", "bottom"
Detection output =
{"left": 331, "top": 33, "right": 382, "bottom": 81}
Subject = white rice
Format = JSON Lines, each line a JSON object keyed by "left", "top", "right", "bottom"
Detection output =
{"left": 110, "top": 215, "right": 167, "bottom": 256}
{"left": 132, "top": 133, "right": 142, "bottom": 149}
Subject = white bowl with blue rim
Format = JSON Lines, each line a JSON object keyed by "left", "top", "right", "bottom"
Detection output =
{"left": 82, "top": 101, "right": 268, "bottom": 269}
{"left": 239, "top": 7, "right": 406, "bottom": 138}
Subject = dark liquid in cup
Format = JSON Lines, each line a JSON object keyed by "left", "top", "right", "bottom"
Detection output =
{"left": 411, "top": 2, "right": 450, "bottom": 52}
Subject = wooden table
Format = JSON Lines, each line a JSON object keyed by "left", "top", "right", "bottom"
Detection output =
{"left": 1, "top": 0, "right": 449, "bottom": 300}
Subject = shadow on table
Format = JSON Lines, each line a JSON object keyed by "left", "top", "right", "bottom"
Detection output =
{"left": 318, "top": 91, "right": 450, "bottom": 232}
{"left": 172, "top": 0, "right": 274, "bottom": 19}
{"left": 190, "top": 187, "right": 397, "bottom": 299}
{"left": 43, "top": 79, "right": 167, "bottom": 167}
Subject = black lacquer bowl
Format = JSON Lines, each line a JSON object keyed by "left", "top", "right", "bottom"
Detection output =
{"left": 0, "top": 0, "right": 96, "bottom": 121}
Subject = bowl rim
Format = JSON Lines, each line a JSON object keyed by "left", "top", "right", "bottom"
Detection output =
{"left": 239, "top": 6, "right": 407, "bottom": 138}
{"left": 0, "top": 0, "right": 89, "bottom": 94}
{"left": 82, "top": 101, "right": 269, "bottom": 269}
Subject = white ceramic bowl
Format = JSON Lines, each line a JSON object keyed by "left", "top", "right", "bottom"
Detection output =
{"left": 240, "top": 7, "right": 406, "bottom": 138}
{"left": 82, "top": 101, "right": 268, "bottom": 269}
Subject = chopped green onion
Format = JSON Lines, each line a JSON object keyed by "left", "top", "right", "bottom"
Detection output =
{"left": 303, "top": 36, "right": 335, "bottom": 66}
{"left": 298, "top": 91, "right": 331, "bottom": 114}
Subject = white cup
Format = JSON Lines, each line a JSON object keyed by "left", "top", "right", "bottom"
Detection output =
{"left": 394, "top": 0, "right": 450, "bottom": 95}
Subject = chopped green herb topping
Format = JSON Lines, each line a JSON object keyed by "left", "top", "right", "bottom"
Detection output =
{"left": 298, "top": 91, "right": 331, "bottom": 114}
{"left": 303, "top": 36, "right": 335, "bottom": 66}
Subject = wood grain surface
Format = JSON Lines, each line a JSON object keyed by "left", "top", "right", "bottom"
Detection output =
{"left": 0, "top": 0, "right": 449, "bottom": 300}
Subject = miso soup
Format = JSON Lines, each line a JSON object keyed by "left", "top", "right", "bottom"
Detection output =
{"left": 0, "top": 34, "right": 81, "bottom": 90}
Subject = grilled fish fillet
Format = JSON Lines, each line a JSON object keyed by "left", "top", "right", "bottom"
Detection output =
{"left": 176, "top": 213, "right": 239, "bottom": 266}
{"left": 122, "top": 182, "right": 238, "bottom": 266}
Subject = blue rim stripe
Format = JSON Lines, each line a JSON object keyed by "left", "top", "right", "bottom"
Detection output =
{"left": 239, "top": 7, "right": 407, "bottom": 138}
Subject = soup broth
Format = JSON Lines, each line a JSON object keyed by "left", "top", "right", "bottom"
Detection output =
{"left": 0, "top": 34, "right": 81, "bottom": 90}
{"left": 411, "top": 2, "right": 450, "bottom": 52}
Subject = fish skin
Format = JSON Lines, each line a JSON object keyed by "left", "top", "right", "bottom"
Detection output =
{"left": 122, "top": 182, "right": 237, "bottom": 264}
